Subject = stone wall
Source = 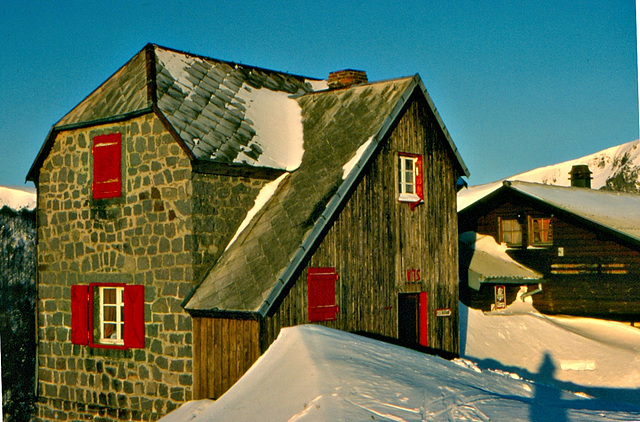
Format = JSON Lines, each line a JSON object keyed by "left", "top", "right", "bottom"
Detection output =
{"left": 36, "top": 114, "right": 195, "bottom": 421}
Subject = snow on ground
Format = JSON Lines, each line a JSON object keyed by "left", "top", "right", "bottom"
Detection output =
{"left": 0, "top": 185, "right": 36, "bottom": 211}
{"left": 161, "top": 300, "right": 640, "bottom": 421}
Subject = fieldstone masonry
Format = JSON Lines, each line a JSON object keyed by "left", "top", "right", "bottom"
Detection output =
{"left": 35, "top": 113, "right": 267, "bottom": 420}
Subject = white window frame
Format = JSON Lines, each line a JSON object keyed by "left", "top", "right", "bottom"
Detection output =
{"left": 98, "top": 286, "right": 125, "bottom": 345}
{"left": 398, "top": 154, "right": 420, "bottom": 202}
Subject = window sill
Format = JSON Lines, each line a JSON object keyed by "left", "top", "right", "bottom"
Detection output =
{"left": 398, "top": 194, "right": 421, "bottom": 203}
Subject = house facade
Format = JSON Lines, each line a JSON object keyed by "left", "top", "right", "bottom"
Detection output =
{"left": 28, "top": 44, "right": 468, "bottom": 420}
{"left": 458, "top": 178, "right": 640, "bottom": 321}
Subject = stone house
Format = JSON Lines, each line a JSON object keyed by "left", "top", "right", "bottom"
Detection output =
{"left": 27, "top": 44, "right": 468, "bottom": 420}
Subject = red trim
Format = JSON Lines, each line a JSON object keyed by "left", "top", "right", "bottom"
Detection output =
{"left": 419, "top": 292, "right": 428, "bottom": 347}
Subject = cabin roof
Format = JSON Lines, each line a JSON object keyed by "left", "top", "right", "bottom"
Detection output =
{"left": 459, "top": 232, "right": 542, "bottom": 290}
{"left": 460, "top": 180, "right": 640, "bottom": 245}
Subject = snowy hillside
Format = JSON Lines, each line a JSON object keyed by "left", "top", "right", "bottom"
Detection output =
{"left": 458, "top": 139, "right": 640, "bottom": 211}
{"left": 508, "top": 139, "right": 640, "bottom": 192}
{"left": 161, "top": 299, "right": 640, "bottom": 421}
{"left": 0, "top": 186, "right": 36, "bottom": 211}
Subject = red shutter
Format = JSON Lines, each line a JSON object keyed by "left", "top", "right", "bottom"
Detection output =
{"left": 415, "top": 155, "right": 424, "bottom": 200}
{"left": 419, "top": 292, "right": 428, "bottom": 347}
{"left": 123, "top": 285, "right": 145, "bottom": 349}
{"left": 308, "top": 268, "right": 339, "bottom": 322}
{"left": 71, "top": 285, "right": 89, "bottom": 345}
{"left": 92, "top": 133, "right": 122, "bottom": 199}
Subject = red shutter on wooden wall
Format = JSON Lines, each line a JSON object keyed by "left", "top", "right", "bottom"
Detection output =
{"left": 92, "top": 133, "right": 122, "bottom": 199}
{"left": 410, "top": 155, "right": 424, "bottom": 211}
{"left": 71, "top": 285, "right": 89, "bottom": 345}
{"left": 419, "top": 292, "right": 428, "bottom": 347}
{"left": 308, "top": 268, "right": 339, "bottom": 322}
{"left": 123, "top": 285, "right": 145, "bottom": 349}
{"left": 415, "top": 155, "right": 424, "bottom": 200}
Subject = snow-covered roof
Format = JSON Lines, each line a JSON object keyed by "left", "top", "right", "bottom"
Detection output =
{"left": 459, "top": 232, "right": 542, "bottom": 290}
{"left": 460, "top": 180, "right": 640, "bottom": 246}
{"left": 506, "top": 181, "right": 640, "bottom": 243}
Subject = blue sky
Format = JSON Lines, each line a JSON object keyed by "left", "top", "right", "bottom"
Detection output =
{"left": 0, "top": 1, "right": 637, "bottom": 187}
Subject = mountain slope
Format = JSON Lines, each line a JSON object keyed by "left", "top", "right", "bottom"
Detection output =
{"left": 504, "top": 139, "right": 640, "bottom": 192}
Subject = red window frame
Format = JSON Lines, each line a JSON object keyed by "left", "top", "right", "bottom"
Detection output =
{"left": 307, "top": 267, "right": 339, "bottom": 322}
{"left": 92, "top": 133, "right": 122, "bottom": 199}
{"left": 71, "top": 283, "right": 145, "bottom": 349}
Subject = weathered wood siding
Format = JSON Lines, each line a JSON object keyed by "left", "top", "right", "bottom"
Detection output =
{"left": 460, "top": 193, "right": 640, "bottom": 319}
{"left": 193, "top": 317, "right": 260, "bottom": 399}
{"left": 264, "top": 92, "right": 461, "bottom": 353}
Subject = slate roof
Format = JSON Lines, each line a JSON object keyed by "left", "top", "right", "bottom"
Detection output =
{"left": 27, "top": 43, "right": 469, "bottom": 317}
{"left": 28, "top": 44, "right": 324, "bottom": 180}
{"left": 461, "top": 181, "right": 640, "bottom": 246}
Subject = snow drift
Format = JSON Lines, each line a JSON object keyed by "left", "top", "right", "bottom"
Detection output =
{"left": 160, "top": 309, "right": 640, "bottom": 421}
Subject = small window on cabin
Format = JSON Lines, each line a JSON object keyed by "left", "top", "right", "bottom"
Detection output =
{"left": 529, "top": 217, "right": 553, "bottom": 246}
{"left": 307, "top": 268, "right": 339, "bottom": 322}
{"left": 397, "top": 153, "right": 423, "bottom": 203}
{"left": 500, "top": 218, "right": 522, "bottom": 247}
{"left": 71, "top": 283, "right": 145, "bottom": 349}
{"left": 92, "top": 133, "right": 122, "bottom": 199}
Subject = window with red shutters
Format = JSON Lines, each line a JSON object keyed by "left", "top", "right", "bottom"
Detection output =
{"left": 70, "top": 283, "right": 145, "bottom": 349}
{"left": 397, "top": 153, "right": 424, "bottom": 209}
{"left": 307, "top": 267, "right": 339, "bottom": 322}
{"left": 92, "top": 133, "right": 122, "bottom": 199}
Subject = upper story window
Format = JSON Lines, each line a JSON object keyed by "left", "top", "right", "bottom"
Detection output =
{"left": 92, "top": 133, "right": 122, "bottom": 199}
{"left": 529, "top": 217, "right": 553, "bottom": 246}
{"left": 397, "top": 153, "right": 423, "bottom": 204}
{"left": 71, "top": 283, "right": 145, "bottom": 349}
{"left": 500, "top": 218, "right": 522, "bottom": 247}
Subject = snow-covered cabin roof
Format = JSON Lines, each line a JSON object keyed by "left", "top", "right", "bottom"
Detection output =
{"left": 459, "top": 232, "right": 542, "bottom": 290}
{"left": 460, "top": 180, "right": 640, "bottom": 246}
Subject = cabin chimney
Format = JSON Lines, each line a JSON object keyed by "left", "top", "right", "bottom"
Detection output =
{"left": 569, "top": 164, "right": 592, "bottom": 188}
{"left": 327, "top": 69, "right": 368, "bottom": 89}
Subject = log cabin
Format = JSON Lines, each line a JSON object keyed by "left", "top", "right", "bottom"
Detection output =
{"left": 458, "top": 172, "right": 640, "bottom": 322}
{"left": 27, "top": 43, "right": 469, "bottom": 420}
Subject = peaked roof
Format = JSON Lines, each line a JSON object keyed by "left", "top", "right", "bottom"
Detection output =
{"left": 27, "top": 44, "right": 325, "bottom": 180}
{"left": 460, "top": 180, "right": 640, "bottom": 246}
{"left": 27, "top": 43, "right": 469, "bottom": 317}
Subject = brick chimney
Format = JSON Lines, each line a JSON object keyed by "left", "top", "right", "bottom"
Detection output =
{"left": 569, "top": 164, "right": 592, "bottom": 188}
{"left": 327, "top": 69, "right": 368, "bottom": 89}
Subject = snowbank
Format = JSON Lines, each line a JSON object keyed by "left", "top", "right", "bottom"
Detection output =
{"left": 161, "top": 320, "right": 640, "bottom": 421}
{"left": 0, "top": 185, "right": 36, "bottom": 211}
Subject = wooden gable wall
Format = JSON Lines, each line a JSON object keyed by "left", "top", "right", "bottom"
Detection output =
{"left": 263, "top": 91, "right": 460, "bottom": 353}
